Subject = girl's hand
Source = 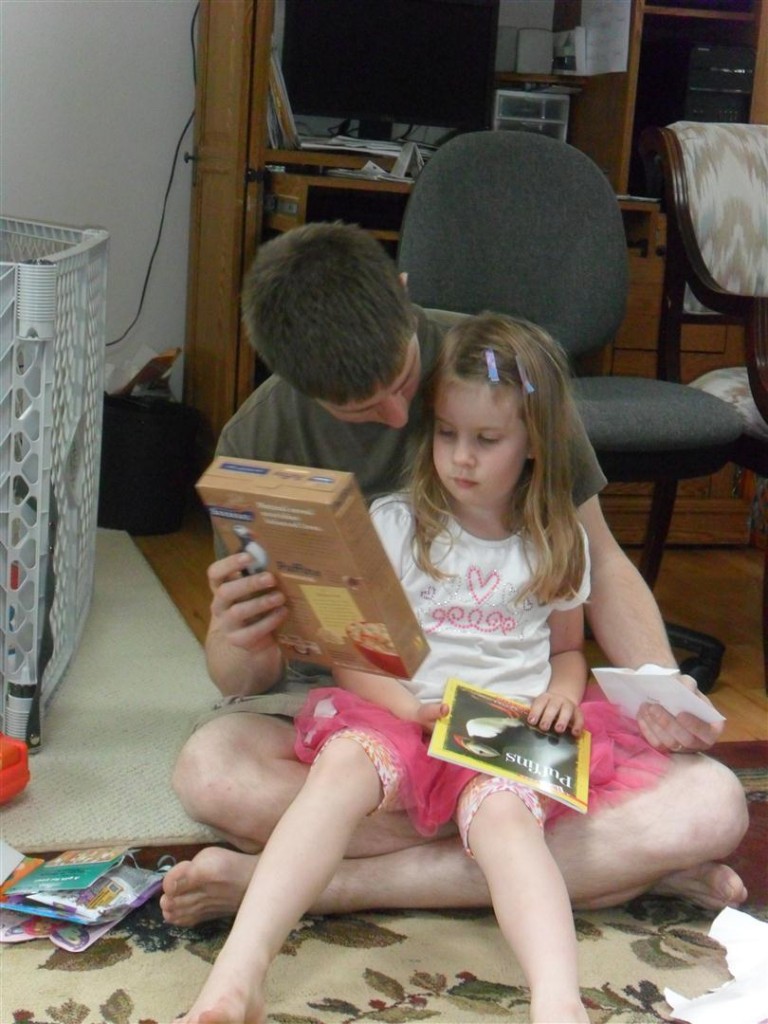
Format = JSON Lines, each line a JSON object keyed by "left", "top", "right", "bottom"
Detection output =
{"left": 416, "top": 701, "right": 449, "bottom": 735}
{"left": 527, "top": 692, "right": 584, "bottom": 737}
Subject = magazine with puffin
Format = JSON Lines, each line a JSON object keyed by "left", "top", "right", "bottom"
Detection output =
{"left": 428, "top": 677, "right": 592, "bottom": 813}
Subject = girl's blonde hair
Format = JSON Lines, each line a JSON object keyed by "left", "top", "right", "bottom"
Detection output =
{"left": 408, "top": 312, "right": 586, "bottom": 604}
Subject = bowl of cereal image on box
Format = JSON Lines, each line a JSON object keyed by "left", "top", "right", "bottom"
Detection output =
{"left": 346, "top": 621, "right": 407, "bottom": 677}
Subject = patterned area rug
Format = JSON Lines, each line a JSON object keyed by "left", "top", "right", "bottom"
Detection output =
{"left": 3, "top": 742, "right": 765, "bottom": 1024}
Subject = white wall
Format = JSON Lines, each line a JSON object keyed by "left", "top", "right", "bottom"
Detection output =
{"left": 0, "top": 0, "right": 197, "bottom": 386}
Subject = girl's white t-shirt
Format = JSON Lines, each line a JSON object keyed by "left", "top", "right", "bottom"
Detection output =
{"left": 370, "top": 496, "right": 591, "bottom": 703}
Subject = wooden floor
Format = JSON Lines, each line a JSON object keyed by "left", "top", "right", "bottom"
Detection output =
{"left": 134, "top": 498, "right": 767, "bottom": 743}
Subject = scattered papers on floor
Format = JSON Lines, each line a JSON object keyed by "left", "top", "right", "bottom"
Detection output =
{"left": 0, "top": 839, "right": 25, "bottom": 885}
{"left": 0, "top": 844, "right": 162, "bottom": 951}
{"left": 665, "top": 907, "right": 768, "bottom": 1023}
{"left": 0, "top": 906, "right": 131, "bottom": 952}
{"left": 6, "top": 845, "right": 126, "bottom": 896}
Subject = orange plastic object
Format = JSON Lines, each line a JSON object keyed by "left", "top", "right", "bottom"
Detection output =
{"left": 0, "top": 733, "right": 30, "bottom": 804}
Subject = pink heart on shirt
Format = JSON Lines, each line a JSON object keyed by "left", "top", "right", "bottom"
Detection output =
{"left": 468, "top": 566, "right": 501, "bottom": 606}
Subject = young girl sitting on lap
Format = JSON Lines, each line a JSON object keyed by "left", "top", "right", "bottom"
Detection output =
{"left": 178, "top": 313, "right": 669, "bottom": 1024}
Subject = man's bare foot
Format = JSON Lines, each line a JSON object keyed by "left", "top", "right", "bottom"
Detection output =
{"left": 161, "top": 847, "right": 257, "bottom": 927}
{"left": 651, "top": 862, "right": 747, "bottom": 910}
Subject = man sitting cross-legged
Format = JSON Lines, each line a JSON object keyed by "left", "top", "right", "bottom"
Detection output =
{"left": 161, "top": 223, "right": 748, "bottom": 930}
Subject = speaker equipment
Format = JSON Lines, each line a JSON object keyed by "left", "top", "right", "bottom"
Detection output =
{"left": 685, "top": 45, "right": 755, "bottom": 123}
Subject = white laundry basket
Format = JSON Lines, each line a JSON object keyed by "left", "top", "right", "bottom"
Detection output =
{"left": 1, "top": 217, "right": 109, "bottom": 749}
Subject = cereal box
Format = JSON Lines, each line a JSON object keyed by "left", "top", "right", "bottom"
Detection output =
{"left": 196, "top": 458, "right": 429, "bottom": 677}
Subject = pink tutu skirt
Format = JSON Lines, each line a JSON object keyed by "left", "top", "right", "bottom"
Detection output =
{"left": 294, "top": 688, "right": 670, "bottom": 835}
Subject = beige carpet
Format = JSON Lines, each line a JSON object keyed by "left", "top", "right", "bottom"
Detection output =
{"left": 2, "top": 529, "right": 218, "bottom": 853}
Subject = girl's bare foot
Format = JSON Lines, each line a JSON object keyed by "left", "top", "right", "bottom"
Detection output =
{"left": 651, "top": 862, "right": 747, "bottom": 910}
{"left": 177, "top": 988, "right": 265, "bottom": 1024}
{"left": 530, "top": 993, "right": 589, "bottom": 1023}
{"left": 176, "top": 954, "right": 267, "bottom": 1024}
{"left": 161, "top": 847, "right": 257, "bottom": 927}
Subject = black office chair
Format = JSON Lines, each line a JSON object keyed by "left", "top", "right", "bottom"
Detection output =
{"left": 640, "top": 122, "right": 768, "bottom": 691}
{"left": 397, "top": 130, "right": 743, "bottom": 690}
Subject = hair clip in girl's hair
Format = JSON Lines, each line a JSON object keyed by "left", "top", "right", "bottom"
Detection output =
{"left": 484, "top": 349, "right": 500, "bottom": 383}
{"left": 516, "top": 356, "right": 536, "bottom": 395}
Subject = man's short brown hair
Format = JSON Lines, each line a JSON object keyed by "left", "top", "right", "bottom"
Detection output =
{"left": 242, "top": 222, "right": 415, "bottom": 403}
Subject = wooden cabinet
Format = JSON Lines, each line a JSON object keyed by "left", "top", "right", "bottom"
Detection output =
{"left": 566, "top": 0, "right": 767, "bottom": 194}
{"left": 182, "top": 0, "right": 261, "bottom": 453}
{"left": 183, "top": 0, "right": 766, "bottom": 542}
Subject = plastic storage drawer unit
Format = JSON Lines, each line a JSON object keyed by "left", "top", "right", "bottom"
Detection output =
{"left": 494, "top": 90, "right": 570, "bottom": 142}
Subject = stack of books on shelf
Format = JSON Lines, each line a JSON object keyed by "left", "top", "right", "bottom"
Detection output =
{"left": 268, "top": 49, "right": 300, "bottom": 150}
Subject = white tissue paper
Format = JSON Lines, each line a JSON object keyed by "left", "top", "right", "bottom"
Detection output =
{"left": 665, "top": 907, "right": 768, "bottom": 1023}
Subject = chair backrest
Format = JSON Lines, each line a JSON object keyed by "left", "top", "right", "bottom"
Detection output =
{"left": 640, "top": 122, "right": 768, "bottom": 421}
{"left": 397, "top": 130, "right": 628, "bottom": 362}
{"left": 659, "top": 122, "right": 768, "bottom": 300}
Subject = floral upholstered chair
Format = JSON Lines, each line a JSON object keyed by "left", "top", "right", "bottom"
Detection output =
{"left": 640, "top": 121, "right": 768, "bottom": 690}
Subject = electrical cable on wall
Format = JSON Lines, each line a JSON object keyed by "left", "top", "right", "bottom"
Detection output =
{"left": 107, "top": 2, "right": 199, "bottom": 347}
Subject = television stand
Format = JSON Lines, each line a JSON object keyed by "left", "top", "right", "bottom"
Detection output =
{"left": 357, "top": 119, "right": 393, "bottom": 143}
{"left": 263, "top": 148, "right": 412, "bottom": 255}
{"left": 295, "top": 135, "right": 408, "bottom": 158}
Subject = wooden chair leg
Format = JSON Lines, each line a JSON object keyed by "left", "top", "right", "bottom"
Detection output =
{"left": 639, "top": 479, "right": 678, "bottom": 589}
{"left": 642, "top": 479, "right": 726, "bottom": 692}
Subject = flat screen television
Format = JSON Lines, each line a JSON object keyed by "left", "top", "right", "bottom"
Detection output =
{"left": 280, "top": 0, "right": 500, "bottom": 142}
